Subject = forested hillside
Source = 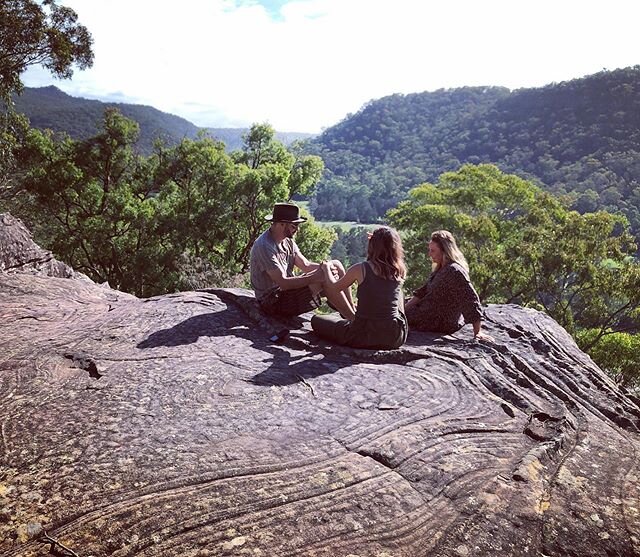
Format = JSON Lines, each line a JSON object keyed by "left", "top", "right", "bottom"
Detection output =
{"left": 207, "top": 127, "right": 314, "bottom": 152}
{"left": 13, "top": 86, "right": 201, "bottom": 152}
{"left": 307, "top": 66, "right": 640, "bottom": 240}
{"left": 13, "top": 87, "right": 314, "bottom": 153}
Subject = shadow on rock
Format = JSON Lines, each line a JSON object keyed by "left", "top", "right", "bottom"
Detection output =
{"left": 249, "top": 328, "right": 358, "bottom": 388}
{"left": 135, "top": 294, "right": 456, "bottom": 390}
{"left": 135, "top": 308, "right": 354, "bottom": 386}
{"left": 136, "top": 311, "right": 240, "bottom": 348}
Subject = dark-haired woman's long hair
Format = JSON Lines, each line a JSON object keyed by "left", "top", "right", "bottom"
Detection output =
{"left": 367, "top": 226, "right": 407, "bottom": 282}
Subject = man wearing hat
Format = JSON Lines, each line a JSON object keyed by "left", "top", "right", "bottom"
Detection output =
{"left": 250, "top": 202, "right": 355, "bottom": 318}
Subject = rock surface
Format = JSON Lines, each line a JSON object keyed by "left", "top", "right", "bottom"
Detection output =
{"left": 1, "top": 213, "right": 640, "bottom": 556}
{"left": 0, "top": 214, "right": 79, "bottom": 279}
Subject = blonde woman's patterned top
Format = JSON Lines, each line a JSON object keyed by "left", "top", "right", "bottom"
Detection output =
{"left": 406, "top": 262, "right": 483, "bottom": 334}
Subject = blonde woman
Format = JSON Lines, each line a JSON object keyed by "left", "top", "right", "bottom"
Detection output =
{"left": 311, "top": 226, "right": 408, "bottom": 350}
{"left": 405, "top": 230, "right": 490, "bottom": 339}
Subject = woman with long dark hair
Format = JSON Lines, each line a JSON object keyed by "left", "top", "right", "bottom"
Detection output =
{"left": 405, "top": 230, "right": 490, "bottom": 339}
{"left": 311, "top": 226, "right": 408, "bottom": 349}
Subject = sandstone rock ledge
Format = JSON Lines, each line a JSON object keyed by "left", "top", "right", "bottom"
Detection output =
{"left": 1, "top": 217, "right": 639, "bottom": 556}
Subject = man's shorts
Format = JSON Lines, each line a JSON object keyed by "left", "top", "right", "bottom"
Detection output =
{"left": 259, "top": 286, "right": 322, "bottom": 317}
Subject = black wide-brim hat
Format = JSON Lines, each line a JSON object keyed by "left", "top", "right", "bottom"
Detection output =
{"left": 265, "top": 203, "right": 307, "bottom": 224}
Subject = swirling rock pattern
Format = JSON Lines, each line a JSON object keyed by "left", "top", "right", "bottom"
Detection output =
{"left": 1, "top": 216, "right": 639, "bottom": 556}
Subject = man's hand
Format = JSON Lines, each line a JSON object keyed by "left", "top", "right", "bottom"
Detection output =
{"left": 319, "top": 261, "right": 334, "bottom": 283}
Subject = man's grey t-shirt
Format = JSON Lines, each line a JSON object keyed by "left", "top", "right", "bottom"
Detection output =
{"left": 250, "top": 229, "right": 301, "bottom": 301}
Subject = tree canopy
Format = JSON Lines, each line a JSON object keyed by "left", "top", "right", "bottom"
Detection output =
{"left": 307, "top": 67, "right": 640, "bottom": 247}
{"left": 1, "top": 0, "right": 93, "bottom": 198}
{"left": 7, "top": 113, "right": 327, "bottom": 296}
{"left": 0, "top": 0, "right": 93, "bottom": 102}
{"left": 389, "top": 164, "right": 640, "bottom": 388}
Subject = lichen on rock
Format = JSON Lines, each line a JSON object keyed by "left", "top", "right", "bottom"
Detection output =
{"left": 1, "top": 213, "right": 639, "bottom": 556}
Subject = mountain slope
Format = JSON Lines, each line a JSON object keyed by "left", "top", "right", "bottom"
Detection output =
{"left": 13, "top": 86, "right": 201, "bottom": 152}
{"left": 13, "top": 86, "right": 314, "bottom": 154}
{"left": 307, "top": 66, "right": 640, "bottom": 237}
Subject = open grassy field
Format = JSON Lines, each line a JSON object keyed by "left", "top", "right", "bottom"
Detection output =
{"left": 318, "top": 220, "right": 378, "bottom": 231}
{"left": 296, "top": 201, "right": 379, "bottom": 231}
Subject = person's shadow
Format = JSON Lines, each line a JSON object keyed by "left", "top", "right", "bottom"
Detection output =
{"left": 136, "top": 306, "right": 355, "bottom": 387}
{"left": 135, "top": 292, "right": 463, "bottom": 388}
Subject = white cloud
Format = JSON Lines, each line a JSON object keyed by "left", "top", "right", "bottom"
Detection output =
{"left": 22, "top": 0, "right": 640, "bottom": 132}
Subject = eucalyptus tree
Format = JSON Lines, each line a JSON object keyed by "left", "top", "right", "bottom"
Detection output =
{"left": 1, "top": 0, "right": 93, "bottom": 201}
{"left": 389, "top": 164, "right": 640, "bottom": 387}
{"left": 229, "top": 123, "right": 324, "bottom": 270}
{"left": 15, "top": 109, "right": 169, "bottom": 296}
{"left": 0, "top": 0, "right": 93, "bottom": 102}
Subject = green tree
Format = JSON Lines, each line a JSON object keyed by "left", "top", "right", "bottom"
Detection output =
{"left": 0, "top": 110, "right": 28, "bottom": 194}
{"left": 294, "top": 209, "right": 336, "bottom": 264}
{"left": 9, "top": 112, "right": 330, "bottom": 296}
{"left": 230, "top": 123, "right": 324, "bottom": 270}
{"left": 330, "top": 226, "right": 371, "bottom": 268}
{"left": 15, "top": 109, "right": 169, "bottom": 296}
{"left": 1, "top": 0, "right": 93, "bottom": 211}
{"left": 577, "top": 330, "right": 640, "bottom": 389}
{"left": 0, "top": 0, "right": 93, "bottom": 102}
{"left": 389, "top": 164, "right": 640, "bottom": 386}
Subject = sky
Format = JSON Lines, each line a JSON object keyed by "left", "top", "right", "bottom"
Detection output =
{"left": 23, "top": 0, "right": 640, "bottom": 133}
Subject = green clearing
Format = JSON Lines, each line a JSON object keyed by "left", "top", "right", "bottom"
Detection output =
{"left": 318, "top": 220, "right": 378, "bottom": 231}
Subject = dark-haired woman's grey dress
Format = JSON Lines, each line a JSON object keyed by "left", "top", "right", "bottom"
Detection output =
{"left": 311, "top": 262, "right": 408, "bottom": 350}
{"left": 406, "top": 262, "right": 483, "bottom": 334}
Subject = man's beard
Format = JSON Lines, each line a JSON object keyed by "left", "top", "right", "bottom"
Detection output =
{"left": 284, "top": 227, "right": 296, "bottom": 239}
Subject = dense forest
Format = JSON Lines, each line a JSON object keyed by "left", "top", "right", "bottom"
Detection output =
{"left": 13, "top": 86, "right": 314, "bottom": 153}
{"left": 306, "top": 67, "right": 640, "bottom": 244}
{"left": 13, "top": 86, "right": 201, "bottom": 152}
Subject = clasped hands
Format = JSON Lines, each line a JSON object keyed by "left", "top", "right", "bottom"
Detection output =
{"left": 319, "top": 260, "right": 340, "bottom": 282}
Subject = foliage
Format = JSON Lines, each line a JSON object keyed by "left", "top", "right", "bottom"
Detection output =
{"left": 207, "top": 128, "right": 314, "bottom": 153}
{"left": 14, "top": 109, "right": 165, "bottom": 294}
{"left": 389, "top": 164, "right": 640, "bottom": 386}
{"left": 4, "top": 112, "right": 327, "bottom": 297}
{"left": 330, "top": 226, "right": 371, "bottom": 268}
{"left": 306, "top": 67, "right": 640, "bottom": 246}
{"left": 1, "top": 0, "right": 93, "bottom": 219}
{"left": 226, "top": 123, "right": 325, "bottom": 270}
{"left": 0, "top": 110, "right": 29, "bottom": 194}
{"left": 294, "top": 209, "right": 337, "bottom": 264}
{"left": 0, "top": 0, "right": 93, "bottom": 102}
{"left": 577, "top": 329, "right": 640, "bottom": 390}
{"left": 173, "top": 253, "right": 249, "bottom": 292}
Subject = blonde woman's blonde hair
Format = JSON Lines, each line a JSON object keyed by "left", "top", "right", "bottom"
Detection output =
{"left": 430, "top": 230, "right": 469, "bottom": 272}
{"left": 367, "top": 226, "right": 407, "bottom": 282}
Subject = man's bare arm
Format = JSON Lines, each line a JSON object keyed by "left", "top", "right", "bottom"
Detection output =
{"left": 266, "top": 267, "right": 323, "bottom": 291}
{"left": 294, "top": 251, "right": 321, "bottom": 273}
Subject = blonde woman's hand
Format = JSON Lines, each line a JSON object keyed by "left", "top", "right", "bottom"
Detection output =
{"left": 474, "top": 331, "right": 494, "bottom": 342}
